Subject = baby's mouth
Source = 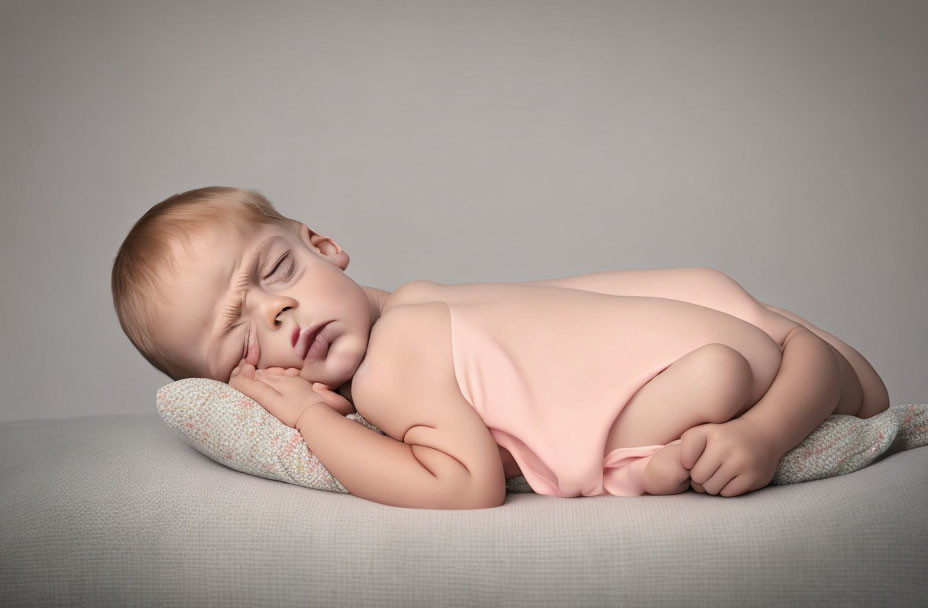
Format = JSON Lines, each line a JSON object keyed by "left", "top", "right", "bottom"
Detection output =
{"left": 294, "top": 321, "right": 332, "bottom": 360}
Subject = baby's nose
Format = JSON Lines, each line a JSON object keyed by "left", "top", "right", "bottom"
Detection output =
{"left": 270, "top": 304, "right": 293, "bottom": 328}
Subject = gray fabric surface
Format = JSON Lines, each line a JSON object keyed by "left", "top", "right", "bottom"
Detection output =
{"left": 1, "top": 414, "right": 926, "bottom": 607}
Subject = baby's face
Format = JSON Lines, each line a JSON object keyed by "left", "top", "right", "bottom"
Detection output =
{"left": 151, "top": 218, "right": 376, "bottom": 386}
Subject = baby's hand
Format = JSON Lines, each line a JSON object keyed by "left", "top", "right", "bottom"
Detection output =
{"left": 679, "top": 418, "right": 779, "bottom": 497}
{"left": 229, "top": 363, "right": 354, "bottom": 432}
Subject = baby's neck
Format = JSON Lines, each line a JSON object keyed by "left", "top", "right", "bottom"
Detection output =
{"left": 362, "top": 285, "right": 392, "bottom": 325}
{"left": 333, "top": 284, "right": 390, "bottom": 415}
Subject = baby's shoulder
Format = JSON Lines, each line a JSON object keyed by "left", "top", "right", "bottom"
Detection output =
{"left": 383, "top": 280, "right": 447, "bottom": 312}
{"left": 352, "top": 301, "right": 457, "bottom": 434}
{"left": 371, "top": 300, "right": 451, "bottom": 353}
{"left": 385, "top": 279, "right": 564, "bottom": 312}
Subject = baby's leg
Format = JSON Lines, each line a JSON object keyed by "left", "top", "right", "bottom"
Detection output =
{"left": 642, "top": 439, "right": 690, "bottom": 495}
{"left": 605, "top": 343, "right": 765, "bottom": 453}
{"left": 759, "top": 303, "right": 890, "bottom": 418}
{"left": 605, "top": 343, "right": 766, "bottom": 495}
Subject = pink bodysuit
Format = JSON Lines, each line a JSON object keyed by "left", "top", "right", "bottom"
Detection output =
{"left": 448, "top": 299, "right": 671, "bottom": 497}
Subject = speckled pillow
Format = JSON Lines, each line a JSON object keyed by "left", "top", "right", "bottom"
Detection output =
{"left": 156, "top": 378, "right": 928, "bottom": 493}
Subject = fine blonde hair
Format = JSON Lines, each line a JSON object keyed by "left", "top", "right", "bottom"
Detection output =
{"left": 111, "top": 186, "right": 296, "bottom": 379}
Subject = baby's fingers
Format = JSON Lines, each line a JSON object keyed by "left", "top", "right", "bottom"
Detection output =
{"left": 719, "top": 475, "right": 752, "bottom": 498}
{"left": 679, "top": 427, "right": 708, "bottom": 470}
{"left": 231, "top": 362, "right": 256, "bottom": 380}
{"left": 230, "top": 371, "right": 282, "bottom": 406}
{"left": 254, "top": 369, "right": 299, "bottom": 384}
{"left": 257, "top": 367, "right": 302, "bottom": 377}
{"left": 311, "top": 383, "right": 355, "bottom": 416}
{"left": 700, "top": 461, "right": 736, "bottom": 496}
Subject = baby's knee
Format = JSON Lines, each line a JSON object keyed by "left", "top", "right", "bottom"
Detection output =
{"left": 692, "top": 344, "right": 754, "bottom": 422}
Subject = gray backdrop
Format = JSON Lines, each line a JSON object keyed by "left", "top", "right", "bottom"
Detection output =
{"left": 1, "top": 0, "right": 925, "bottom": 423}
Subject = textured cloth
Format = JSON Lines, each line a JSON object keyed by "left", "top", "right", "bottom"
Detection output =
{"left": 2, "top": 414, "right": 927, "bottom": 607}
{"left": 156, "top": 378, "right": 928, "bottom": 494}
{"left": 771, "top": 402, "right": 928, "bottom": 483}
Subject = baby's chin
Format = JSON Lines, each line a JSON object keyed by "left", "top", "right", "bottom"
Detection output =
{"left": 297, "top": 341, "right": 364, "bottom": 393}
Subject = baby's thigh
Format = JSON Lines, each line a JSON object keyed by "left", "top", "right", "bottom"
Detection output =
{"left": 604, "top": 343, "right": 763, "bottom": 454}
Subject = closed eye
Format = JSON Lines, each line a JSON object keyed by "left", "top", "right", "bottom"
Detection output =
{"left": 265, "top": 251, "right": 293, "bottom": 280}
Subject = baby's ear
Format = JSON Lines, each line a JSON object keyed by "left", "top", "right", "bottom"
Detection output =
{"left": 296, "top": 222, "right": 338, "bottom": 255}
{"left": 298, "top": 226, "right": 350, "bottom": 269}
{"left": 294, "top": 222, "right": 316, "bottom": 244}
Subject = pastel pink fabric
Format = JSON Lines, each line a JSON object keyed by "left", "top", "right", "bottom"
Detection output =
{"left": 448, "top": 301, "right": 670, "bottom": 497}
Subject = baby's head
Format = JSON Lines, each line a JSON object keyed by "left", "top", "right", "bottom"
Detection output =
{"left": 112, "top": 186, "right": 378, "bottom": 388}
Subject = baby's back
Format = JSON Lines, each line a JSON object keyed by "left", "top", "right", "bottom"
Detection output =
{"left": 377, "top": 281, "right": 780, "bottom": 390}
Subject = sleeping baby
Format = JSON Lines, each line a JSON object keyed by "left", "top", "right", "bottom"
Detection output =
{"left": 111, "top": 186, "right": 890, "bottom": 508}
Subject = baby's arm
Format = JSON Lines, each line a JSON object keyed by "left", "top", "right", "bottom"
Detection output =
{"left": 230, "top": 367, "right": 501, "bottom": 510}
{"left": 296, "top": 403, "right": 481, "bottom": 508}
{"left": 737, "top": 326, "right": 842, "bottom": 455}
